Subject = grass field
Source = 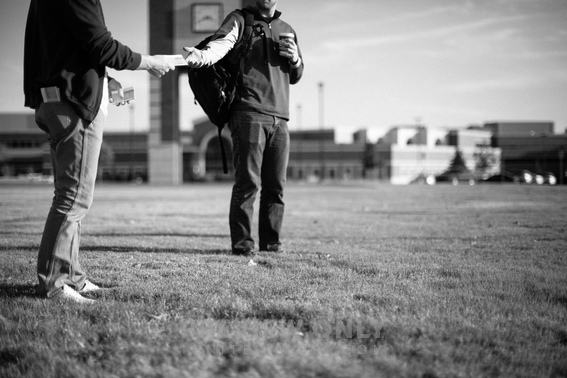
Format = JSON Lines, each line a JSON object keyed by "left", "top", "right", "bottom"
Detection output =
{"left": 1, "top": 181, "right": 566, "bottom": 378}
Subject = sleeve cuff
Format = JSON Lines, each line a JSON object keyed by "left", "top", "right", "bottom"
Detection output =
{"left": 129, "top": 52, "right": 143, "bottom": 70}
{"left": 290, "top": 57, "right": 302, "bottom": 69}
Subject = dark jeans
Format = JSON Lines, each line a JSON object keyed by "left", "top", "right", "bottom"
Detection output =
{"left": 228, "top": 110, "right": 290, "bottom": 253}
{"left": 34, "top": 101, "right": 104, "bottom": 297}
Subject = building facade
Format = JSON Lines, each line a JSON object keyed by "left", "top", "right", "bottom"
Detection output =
{"left": 486, "top": 121, "right": 567, "bottom": 185}
{"left": 375, "top": 125, "right": 502, "bottom": 185}
{"left": 1, "top": 114, "right": 565, "bottom": 185}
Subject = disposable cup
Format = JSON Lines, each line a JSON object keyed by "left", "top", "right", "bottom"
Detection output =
{"left": 279, "top": 32, "right": 294, "bottom": 43}
{"left": 279, "top": 32, "right": 295, "bottom": 57}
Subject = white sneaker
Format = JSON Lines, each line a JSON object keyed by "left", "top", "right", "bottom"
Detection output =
{"left": 57, "top": 284, "right": 96, "bottom": 304}
{"left": 79, "top": 280, "right": 101, "bottom": 293}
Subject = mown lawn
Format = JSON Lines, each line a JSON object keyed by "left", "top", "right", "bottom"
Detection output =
{"left": 1, "top": 181, "right": 566, "bottom": 378}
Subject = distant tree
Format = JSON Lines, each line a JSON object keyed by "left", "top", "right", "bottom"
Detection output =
{"left": 448, "top": 149, "right": 469, "bottom": 173}
{"left": 474, "top": 143, "right": 497, "bottom": 175}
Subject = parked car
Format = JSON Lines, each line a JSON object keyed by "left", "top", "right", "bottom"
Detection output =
{"left": 503, "top": 169, "right": 537, "bottom": 184}
{"left": 534, "top": 172, "right": 545, "bottom": 185}
{"left": 483, "top": 171, "right": 516, "bottom": 183}
{"left": 484, "top": 170, "right": 558, "bottom": 185}
{"left": 514, "top": 170, "right": 557, "bottom": 185}
{"left": 410, "top": 173, "right": 436, "bottom": 185}
{"left": 521, "top": 170, "right": 536, "bottom": 184}
{"left": 536, "top": 171, "right": 557, "bottom": 185}
{"left": 434, "top": 170, "right": 476, "bottom": 185}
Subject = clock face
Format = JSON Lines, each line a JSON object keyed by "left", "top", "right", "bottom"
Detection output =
{"left": 192, "top": 3, "right": 223, "bottom": 33}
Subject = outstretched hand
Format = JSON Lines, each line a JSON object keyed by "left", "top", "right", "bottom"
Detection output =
{"left": 139, "top": 55, "right": 178, "bottom": 77}
{"left": 183, "top": 47, "right": 205, "bottom": 69}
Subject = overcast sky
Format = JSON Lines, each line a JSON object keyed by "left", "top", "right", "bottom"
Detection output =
{"left": 2, "top": 0, "right": 566, "bottom": 142}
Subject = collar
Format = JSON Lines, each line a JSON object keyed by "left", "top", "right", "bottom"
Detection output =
{"left": 246, "top": 6, "right": 281, "bottom": 22}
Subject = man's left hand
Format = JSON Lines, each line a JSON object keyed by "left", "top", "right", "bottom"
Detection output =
{"left": 183, "top": 47, "right": 206, "bottom": 69}
{"left": 279, "top": 39, "right": 299, "bottom": 65}
{"left": 108, "top": 78, "right": 128, "bottom": 106}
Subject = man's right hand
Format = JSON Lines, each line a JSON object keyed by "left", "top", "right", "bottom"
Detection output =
{"left": 138, "top": 55, "right": 178, "bottom": 77}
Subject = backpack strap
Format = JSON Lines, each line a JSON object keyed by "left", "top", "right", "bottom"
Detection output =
{"left": 218, "top": 126, "right": 228, "bottom": 174}
{"left": 239, "top": 8, "right": 256, "bottom": 53}
{"left": 218, "top": 9, "right": 255, "bottom": 174}
{"left": 231, "top": 8, "right": 255, "bottom": 84}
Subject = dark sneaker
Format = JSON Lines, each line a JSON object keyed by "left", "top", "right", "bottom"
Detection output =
{"left": 261, "top": 244, "right": 284, "bottom": 253}
{"left": 232, "top": 249, "right": 255, "bottom": 257}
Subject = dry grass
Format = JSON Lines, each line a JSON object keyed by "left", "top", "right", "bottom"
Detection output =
{"left": 1, "top": 181, "right": 566, "bottom": 377}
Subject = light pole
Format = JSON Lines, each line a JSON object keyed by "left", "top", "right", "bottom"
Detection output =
{"left": 297, "top": 103, "right": 303, "bottom": 179}
{"left": 559, "top": 148, "right": 565, "bottom": 185}
{"left": 415, "top": 116, "right": 423, "bottom": 176}
{"left": 129, "top": 102, "right": 135, "bottom": 181}
{"left": 318, "top": 82, "right": 325, "bottom": 180}
{"left": 318, "top": 82, "right": 325, "bottom": 129}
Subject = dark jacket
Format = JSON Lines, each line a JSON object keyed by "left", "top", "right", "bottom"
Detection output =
{"left": 214, "top": 7, "right": 304, "bottom": 120}
{"left": 24, "top": 0, "right": 142, "bottom": 121}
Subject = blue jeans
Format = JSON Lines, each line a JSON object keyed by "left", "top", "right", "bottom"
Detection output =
{"left": 34, "top": 101, "right": 104, "bottom": 297}
{"left": 228, "top": 110, "right": 290, "bottom": 253}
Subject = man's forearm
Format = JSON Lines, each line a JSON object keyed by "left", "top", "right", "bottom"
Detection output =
{"left": 185, "top": 21, "right": 239, "bottom": 68}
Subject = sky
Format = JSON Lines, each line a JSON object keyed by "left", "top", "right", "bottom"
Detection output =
{"left": 1, "top": 0, "right": 567, "bottom": 143}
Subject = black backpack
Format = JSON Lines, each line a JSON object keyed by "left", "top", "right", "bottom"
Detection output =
{"left": 188, "top": 9, "right": 255, "bottom": 174}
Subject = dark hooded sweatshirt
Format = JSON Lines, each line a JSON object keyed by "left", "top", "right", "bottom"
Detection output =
{"left": 24, "top": 0, "right": 142, "bottom": 122}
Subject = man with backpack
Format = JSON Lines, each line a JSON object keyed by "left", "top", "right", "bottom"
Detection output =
{"left": 184, "top": 0, "right": 304, "bottom": 256}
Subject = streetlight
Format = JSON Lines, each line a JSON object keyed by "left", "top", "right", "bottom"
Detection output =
{"left": 318, "top": 82, "right": 325, "bottom": 180}
{"left": 318, "top": 82, "right": 325, "bottom": 128}
{"left": 559, "top": 148, "right": 565, "bottom": 185}
{"left": 297, "top": 103, "right": 303, "bottom": 179}
{"left": 129, "top": 102, "right": 135, "bottom": 181}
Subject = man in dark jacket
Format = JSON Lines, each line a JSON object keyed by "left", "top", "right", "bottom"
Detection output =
{"left": 184, "top": 0, "right": 304, "bottom": 257}
{"left": 24, "top": 0, "right": 178, "bottom": 303}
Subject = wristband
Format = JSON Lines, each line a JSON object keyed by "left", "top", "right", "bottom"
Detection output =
{"left": 290, "top": 57, "right": 301, "bottom": 68}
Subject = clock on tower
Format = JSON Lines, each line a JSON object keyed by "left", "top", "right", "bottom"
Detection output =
{"left": 192, "top": 3, "right": 223, "bottom": 33}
